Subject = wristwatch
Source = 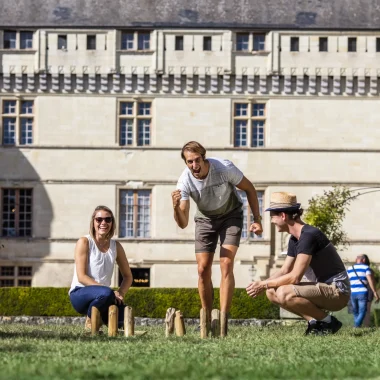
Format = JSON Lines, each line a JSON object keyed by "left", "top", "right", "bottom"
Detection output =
{"left": 253, "top": 215, "right": 262, "bottom": 223}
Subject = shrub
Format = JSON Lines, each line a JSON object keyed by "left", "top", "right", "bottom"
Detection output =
{"left": 0, "top": 287, "right": 279, "bottom": 319}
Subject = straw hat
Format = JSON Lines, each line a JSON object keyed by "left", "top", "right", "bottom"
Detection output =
{"left": 265, "top": 192, "right": 301, "bottom": 212}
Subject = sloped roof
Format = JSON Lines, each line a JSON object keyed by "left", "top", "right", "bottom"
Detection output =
{"left": 0, "top": 0, "right": 379, "bottom": 30}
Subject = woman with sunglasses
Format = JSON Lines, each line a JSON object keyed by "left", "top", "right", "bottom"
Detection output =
{"left": 69, "top": 205, "right": 133, "bottom": 332}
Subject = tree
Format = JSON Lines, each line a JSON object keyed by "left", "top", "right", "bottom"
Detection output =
{"left": 303, "top": 186, "right": 354, "bottom": 251}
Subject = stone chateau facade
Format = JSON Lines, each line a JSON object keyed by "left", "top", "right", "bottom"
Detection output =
{"left": 0, "top": 0, "right": 379, "bottom": 288}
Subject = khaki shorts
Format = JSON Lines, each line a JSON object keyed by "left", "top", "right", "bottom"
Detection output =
{"left": 195, "top": 209, "right": 243, "bottom": 253}
{"left": 293, "top": 282, "right": 350, "bottom": 312}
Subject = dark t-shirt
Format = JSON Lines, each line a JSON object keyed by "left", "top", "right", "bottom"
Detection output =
{"left": 287, "top": 225, "right": 347, "bottom": 283}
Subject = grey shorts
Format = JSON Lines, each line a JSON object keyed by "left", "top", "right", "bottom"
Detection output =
{"left": 194, "top": 209, "right": 243, "bottom": 253}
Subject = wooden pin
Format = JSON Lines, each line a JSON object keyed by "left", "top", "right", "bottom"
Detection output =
{"left": 211, "top": 309, "right": 221, "bottom": 337}
{"left": 174, "top": 310, "right": 186, "bottom": 336}
{"left": 220, "top": 311, "right": 228, "bottom": 337}
{"left": 200, "top": 308, "right": 208, "bottom": 339}
{"left": 165, "top": 307, "right": 176, "bottom": 337}
{"left": 108, "top": 305, "right": 118, "bottom": 337}
{"left": 124, "top": 306, "right": 134, "bottom": 337}
{"left": 91, "top": 306, "right": 102, "bottom": 336}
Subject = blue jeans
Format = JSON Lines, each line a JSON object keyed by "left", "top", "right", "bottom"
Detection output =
{"left": 70, "top": 286, "right": 125, "bottom": 327}
{"left": 351, "top": 293, "right": 368, "bottom": 327}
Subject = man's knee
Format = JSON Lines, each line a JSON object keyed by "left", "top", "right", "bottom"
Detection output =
{"left": 275, "top": 285, "right": 296, "bottom": 306}
{"left": 220, "top": 257, "right": 234, "bottom": 277}
{"left": 198, "top": 263, "right": 212, "bottom": 280}
{"left": 266, "top": 288, "right": 278, "bottom": 304}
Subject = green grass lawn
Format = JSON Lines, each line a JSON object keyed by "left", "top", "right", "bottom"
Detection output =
{"left": 0, "top": 323, "right": 379, "bottom": 380}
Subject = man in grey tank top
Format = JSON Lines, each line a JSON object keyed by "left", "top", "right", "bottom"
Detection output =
{"left": 172, "top": 141, "right": 263, "bottom": 336}
{"left": 246, "top": 192, "right": 350, "bottom": 336}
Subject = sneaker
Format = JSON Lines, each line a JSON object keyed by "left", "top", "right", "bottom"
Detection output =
{"left": 304, "top": 320, "right": 321, "bottom": 336}
{"left": 318, "top": 316, "right": 342, "bottom": 335}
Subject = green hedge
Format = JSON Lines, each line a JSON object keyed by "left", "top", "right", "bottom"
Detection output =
{"left": 0, "top": 288, "right": 279, "bottom": 319}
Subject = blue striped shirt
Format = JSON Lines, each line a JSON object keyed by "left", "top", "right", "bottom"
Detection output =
{"left": 347, "top": 264, "right": 371, "bottom": 294}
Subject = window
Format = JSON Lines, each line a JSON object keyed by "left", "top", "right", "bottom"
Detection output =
{"left": 119, "top": 190, "right": 151, "bottom": 238}
{"left": 234, "top": 102, "right": 266, "bottom": 148}
{"left": 0, "top": 266, "right": 32, "bottom": 287}
{"left": 236, "top": 33, "right": 249, "bottom": 51}
{"left": 58, "top": 35, "right": 67, "bottom": 50}
{"left": 319, "top": 37, "right": 328, "bottom": 52}
{"left": 1, "top": 99, "right": 34, "bottom": 146}
{"left": 20, "top": 31, "right": 33, "bottom": 49}
{"left": 238, "top": 190, "right": 264, "bottom": 239}
{"left": 119, "top": 101, "right": 152, "bottom": 146}
{"left": 3, "top": 31, "right": 16, "bottom": 49}
{"left": 121, "top": 32, "right": 134, "bottom": 50}
{"left": 253, "top": 35, "right": 265, "bottom": 51}
{"left": 1, "top": 189, "right": 32, "bottom": 237}
{"left": 138, "top": 32, "right": 150, "bottom": 50}
{"left": 203, "top": 36, "right": 212, "bottom": 51}
{"left": 175, "top": 36, "right": 184, "bottom": 51}
{"left": 290, "top": 37, "right": 299, "bottom": 52}
{"left": 377, "top": 38, "right": 380, "bottom": 52}
{"left": 87, "top": 35, "right": 96, "bottom": 50}
{"left": 348, "top": 37, "right": 357, "bottom": 52}
{"left": 122, "top": 268, "right": 150, "bottom": 287}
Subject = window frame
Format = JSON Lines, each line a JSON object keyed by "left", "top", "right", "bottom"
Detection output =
{"left": 1, "top": 98, "right": 35, "bottom": 146}
{"left": 233, "top": 101, "right": 266, "bottom": 148}
{"left": 57, "top": 34, "right": 68, "bottom": 50}
{"left": 86, "top": 34, "right": 97, "bottom": 50}
{"left": 175, "top": 35, "right": 184, "bottom": 51}
{"left": 238, "top": 190, "right": 264, "bottom": 240}
{"left": 203, "top": 36, "right": 212, "bottom": 51}
{"left": 0, "top": 265, "right": 33, "bottom": 287}
{"left": 376, "top": 37, "right": 380, "bottom": 52}
{"left": 20, "top": 31, "right": 34, "bottom": 49}
{"left": 118, "top": 99, "right": 153, "bottom": 147}
{"left": 319, "top": 37, "right": 328, "bottom": 52}
{"left": 253, "top": 34, "right": 265, "bottom": 51}
{"left": 118, "top": 189, "right": 152, "bottom": 239}
{"left": 1, "top": 188, "right": 33, "bottom": 238}
{"left": 290, "top": 37, "right": 299, "bottom": 52}
{"left": 348, "top": 37, "right": 357, "bottom": 52}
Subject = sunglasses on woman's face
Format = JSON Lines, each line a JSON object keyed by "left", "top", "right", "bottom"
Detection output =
{"left": 94, "top": 217, "right": 112, "bottom": 224}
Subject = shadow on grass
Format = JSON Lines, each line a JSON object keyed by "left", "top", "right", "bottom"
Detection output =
{"left": 349, "top": 328, "right": 377, "bottom": 338}
{"left": 0, "top": 343, "right": 34, "bottom": 353}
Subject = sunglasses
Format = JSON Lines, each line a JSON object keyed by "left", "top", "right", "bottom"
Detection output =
{"left": 94, "top": 217, "right": 112, "bottom": 224}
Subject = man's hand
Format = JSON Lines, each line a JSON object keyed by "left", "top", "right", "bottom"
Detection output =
{"left": 114, "top": 290, "right": 124, "bottom": 305}
{"left": 249, "top": 222, "right": 263, "bottom": 236}
{"left": 171, "top": 189, "right": 181, "bottom": 209}
{"left": 246, "top": 281, "right": 266, "bottom": 298}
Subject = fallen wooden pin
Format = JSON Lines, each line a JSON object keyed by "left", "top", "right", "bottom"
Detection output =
{"left": 211, "top": 309, "right": 220, "bottom": 338}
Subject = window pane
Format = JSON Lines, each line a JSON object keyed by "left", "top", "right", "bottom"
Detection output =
{"left": 87, "top": 35, "right": 96, "bottom": 50}
{"left": 238, "top": 190, "right": 264, "bottom": 239}
{"left": 121, "top": 32, "right": 134, "bottom": 50}
{"left": 138, "top": 33, "right": 150, "bottom": 50}
{"left": 319, "top": 37, "right": 328, "bottom": 52}
{"left": 20, "top": 31, "right": 33, "bottom": 49}
{"left": 18, "top": 279, "right": 32, "bottom": 287}
{"left": 119, "top": 190, "right": 135, "bottom": 237}
{"left": 18, "top": 266, "right": 32, "bottom": 276}
{"left": 377, "top": 38, "right": 380, "bottom": 52}
{"left": 137, "top": 120, "right": 150, "bottom": 146}
{"left": 252, "top": 104, "right": 265, "bottom": 117}
{"left": 3, "top": 118, "right": 16, "bottom": 145}
{"left": 137, "top": 190, "right": 151, "bottom": 238}
{"left": 252, "top": 121, "right": 265, "bottom": 147}
{"left": 0, "top": 266, "right": 15, "bottom": 276}
{"left": 120, "top": 119, "right": 133, "bottom": 146}
{"left": 58, "top": 35, "right": 67, "bottom": 49}
{"left": 138, "top": 102, "right": 151, "bottom": 116}
{"left": 203, "top": 36, "right": 212, "bottom": 51}
{"left": 2, "top": 189, "right": 16, "bottom": 236}
{"left": 235, "top": 103, "right": 248, "bottom": 117}
{"left": 348, "top": 37, "right": 357, "bottom": 52}
{"left": 175, "top": 36, "right": 184, "bottom": 51}
{"left": 253, "top": 35, "right": 265, "bottom": 51}
{"left": 4, "top": 31, "right": 16, "bottom": 49}
{"left": 3, "top": 100, "right": 17, "bottom": 114}
{"left": 20, "top": 118, "right": 33, "bottom": 145}
{"left": 21, "top": 101, "right": 33, "bottom": 114}
{"left": 234, "top": 120, "right": 247, "bottom": 147}
{"left": 290, "top": 37, "right": 299, "bottom": 52}
{"left": 236, "top": 33, "right": 249, "bottom": 51}
{"left": 18, "top": 189, "right": 32, "bottom": 236}
{"left": 0, "top": 279, "right": 15, "bottom": 287}
{"left": 120, "top": 102, "right": 133, "bottom": 115}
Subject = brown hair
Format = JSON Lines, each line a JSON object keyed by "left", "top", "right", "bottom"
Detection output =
{"left": 181, "top": 141, "right": 206, "bottom": 162}
{"left": 89, "top": 205, "right": 116, "bottom": 240}
{"left": 271, "top": 208, "right": 304, "bottom": 221}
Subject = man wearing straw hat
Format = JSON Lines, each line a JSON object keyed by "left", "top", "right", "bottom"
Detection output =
{"left": 246, "top": 192, "right": 350, "bottom": 335}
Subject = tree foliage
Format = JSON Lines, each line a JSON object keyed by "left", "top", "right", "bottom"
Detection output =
{"left": 304, "top": 186, "right": 353, "bottom": 250}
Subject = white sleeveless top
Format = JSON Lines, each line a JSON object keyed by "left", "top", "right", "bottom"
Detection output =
{"left": 69, "top": 235, "right": 117, "bottom": 294}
